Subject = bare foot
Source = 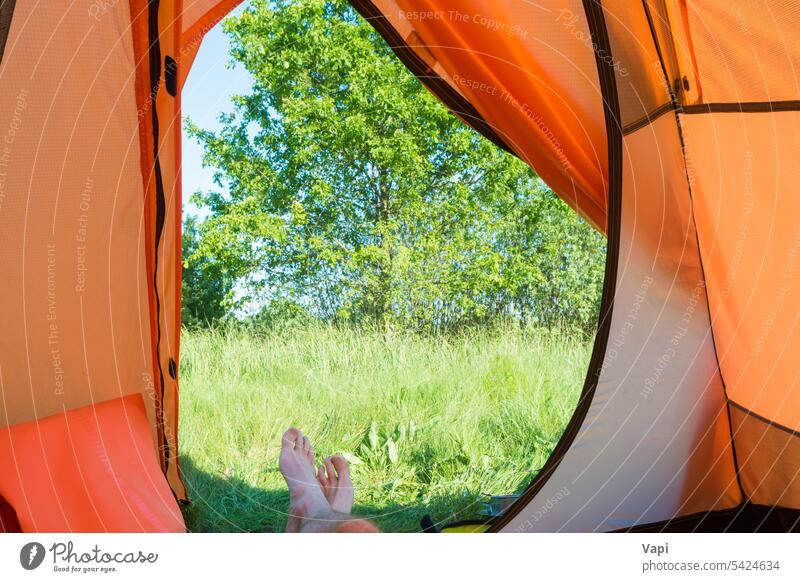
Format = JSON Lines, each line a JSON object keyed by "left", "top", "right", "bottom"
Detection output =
{"left": 316, "top": 455, "right": 354, "bottom": 514}
{"left": 279, "top": 428, "right": 330, "bottom": 533}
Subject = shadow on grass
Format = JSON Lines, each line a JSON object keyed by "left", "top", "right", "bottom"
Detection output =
{"left": 179, "top": 456, "right": 488, "bottom": 533}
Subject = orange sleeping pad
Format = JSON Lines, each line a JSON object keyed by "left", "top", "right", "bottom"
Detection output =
{"left": 0, "top": 395, "right": 185, "bottom": 532}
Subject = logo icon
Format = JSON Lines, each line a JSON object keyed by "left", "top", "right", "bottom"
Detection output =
{"left": 20, "top": 542, "right": 46, "bottom": 570}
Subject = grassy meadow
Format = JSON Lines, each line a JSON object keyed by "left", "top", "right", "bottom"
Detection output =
{"left": 178, "top": 325, "right": 590, "bottom": 532}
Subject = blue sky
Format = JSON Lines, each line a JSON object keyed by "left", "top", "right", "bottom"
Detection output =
{"left": 182, "top": 6, "right": 253, "bottom": 218}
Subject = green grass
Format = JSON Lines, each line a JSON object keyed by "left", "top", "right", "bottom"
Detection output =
{"left": 178, "top": 324, "right": 590, "bottom": 532}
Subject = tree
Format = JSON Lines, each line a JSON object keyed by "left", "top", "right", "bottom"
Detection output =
{"left": 181, "top": 216, "right": 235, "bottom": 327}
{"left": 186, "top": 0, "right": 604, "bottom": 332}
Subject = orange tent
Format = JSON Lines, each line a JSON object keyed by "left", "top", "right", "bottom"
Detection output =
{"left": 0, "top": 0, "right": 798, "bottom": 532}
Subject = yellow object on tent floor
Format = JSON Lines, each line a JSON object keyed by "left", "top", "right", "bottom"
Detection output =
{"left": 440, "top": 522, "right": 492, "bottom": 534}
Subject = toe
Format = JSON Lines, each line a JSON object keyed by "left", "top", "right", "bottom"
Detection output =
{"left": 317, "top": 464, "right": 329, "bottom": 487}
{"left": 282, "top": 428, "right": 301, "bottom": 448}
{"left": 302, "top": 435, "right": 315, "bottom": 460}
{"left": 330, "top": 455, "right": 350, "bottom": 480}
{"left": 324, "top": 457, "right": 337, "bottom": 483}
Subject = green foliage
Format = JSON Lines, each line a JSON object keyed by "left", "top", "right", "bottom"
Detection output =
{"left": 178, "top": 324, "right": 589, "bottom": 532}
{"left": 185, "top": 0, "right": 605, "bottom": 332}
{"left": 181, "top": 216, "right": 235, "bottom": 327}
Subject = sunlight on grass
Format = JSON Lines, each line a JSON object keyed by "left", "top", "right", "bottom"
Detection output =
{"left": 178, "top": 325, "right": 590, "bottom": 532}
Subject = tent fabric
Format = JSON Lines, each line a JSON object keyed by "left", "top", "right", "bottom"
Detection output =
{"left": 0, "top": 395, "right": 184, "bottom": 532}
{"left": 1, "top": 0, "right": 799, "bottom": 532}
{"left": 496, "top": 111, "right": 741, "bottom": 532}
{"left": 674, "top": 0, "right": 800, "bottom": 104}
{"left": 351, "top": 0, "right": 610, "bottom": 231}
{"left": 682, "top": 109, "right": 800, "bottom": 509}
{"left": 0, "top": 0, "right": 154, "bottom": 431}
